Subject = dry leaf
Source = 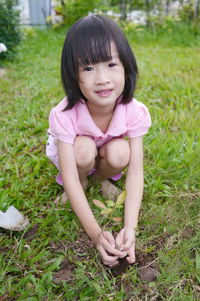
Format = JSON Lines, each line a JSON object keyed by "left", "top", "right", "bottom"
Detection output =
{"left": 93, "top": 199, "right": 106, "bottom": 209}
{"left": 116, "top": 190, "right": 126, "bottom": 206}
{"left": 112, "top": 217, "right": 122, "bottom": 222}
{"left": 101, "top": 208, "right": 113, "bottom": 216}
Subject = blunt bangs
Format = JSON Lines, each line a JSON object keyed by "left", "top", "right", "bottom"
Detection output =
{"left": 61, "top": 15, "right": 138, "bottom": 110}
{"left": 72, "top": 21, "right": 113, "bottom": 67}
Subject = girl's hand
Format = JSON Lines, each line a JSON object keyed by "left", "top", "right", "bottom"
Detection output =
{"left": 115, "top": 228, "right": 136, "bottom": 264}
{"left": 94, "top": 231, "right": 126, "bottom": 267}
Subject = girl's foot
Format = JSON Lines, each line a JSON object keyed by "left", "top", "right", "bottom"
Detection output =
{"left": 54, "top": 191, "right": 68, "bottom": 205}
{"left": 100, "top": 179, "right": 122, "bottom": 201}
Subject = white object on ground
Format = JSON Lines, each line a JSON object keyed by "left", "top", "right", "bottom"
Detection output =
{"left": 0, "top": 43, "right": 7, "bottom": 53}
{"left": 0, "top": 206, "right": 29, "bottom": 231}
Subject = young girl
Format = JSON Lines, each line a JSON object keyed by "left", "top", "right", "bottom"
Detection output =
{"left": 46, "top": 15, "right": 151, "bottom": 267}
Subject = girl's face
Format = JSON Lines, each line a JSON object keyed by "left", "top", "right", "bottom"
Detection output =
{"left": 78, "top": 42, "right": 125, "bottom": 111}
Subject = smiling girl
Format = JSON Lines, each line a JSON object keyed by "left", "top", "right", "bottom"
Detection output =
{"left": 46, "top": 15, "right": 151, "bottom": 267}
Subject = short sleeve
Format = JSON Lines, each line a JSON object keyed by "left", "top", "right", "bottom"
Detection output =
{"left": 48, "top": 108, "right": 76, "bottom": 144}
{"left": 126, "top": 100, "right": 151, "bottom": 138}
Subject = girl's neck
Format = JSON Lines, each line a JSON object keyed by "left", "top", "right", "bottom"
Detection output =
{"left": 86, "top": 102, "right": 116, "bottom": 119}
{"left": 86, "top": 102, "right": 116, "bottom": 133}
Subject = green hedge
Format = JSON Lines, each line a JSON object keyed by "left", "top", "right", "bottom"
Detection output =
{"left": 0, "top": 0, "right": 21, "bottom": 60}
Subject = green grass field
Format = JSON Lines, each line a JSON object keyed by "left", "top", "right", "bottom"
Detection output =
{"left": 0, "top": 26, "right": 200, "bottom": 300}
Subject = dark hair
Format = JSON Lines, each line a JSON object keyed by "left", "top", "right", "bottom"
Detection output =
{"left": 61, "top": 15, "right": 138, "bottom": 110}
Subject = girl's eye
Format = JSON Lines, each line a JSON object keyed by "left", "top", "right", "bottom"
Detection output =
{"left": 108, "top": 62, "right": 117, "bottom": 68}
{"left": 83, "top": 66, "right": 93, "bottom": 71}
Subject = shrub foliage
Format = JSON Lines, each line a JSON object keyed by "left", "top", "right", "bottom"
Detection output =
{"left": 0, "top": 0, "right": 21, "bottom": 60}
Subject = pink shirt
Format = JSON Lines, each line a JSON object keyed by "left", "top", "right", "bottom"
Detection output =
{"left": 46, "top": 97, "right": 151, "bottom": 185}
{"left": 46, "top": 97, "right": 151, "bottom": 182}
{"left": 48, "top": 97, "right": 151, "bottom": 145}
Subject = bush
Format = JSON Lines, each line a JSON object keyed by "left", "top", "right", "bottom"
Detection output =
{"left": 0, "top": 0, "right": 21, "bottom": 60}
{"left": 121, "top": 16, "right": 200, "bottom": 47}
{"left": 53, "top": 0, "right": 101, "bottom": 27}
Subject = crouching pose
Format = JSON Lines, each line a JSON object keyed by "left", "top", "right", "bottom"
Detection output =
{"left": 46, "top": 15, "right": 151, "bottom": 267}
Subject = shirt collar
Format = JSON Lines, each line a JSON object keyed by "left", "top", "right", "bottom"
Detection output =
{"left": 76, "top": 99, "right": 127, "bottom": 137}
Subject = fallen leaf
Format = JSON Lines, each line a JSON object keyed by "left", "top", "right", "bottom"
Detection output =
{"left": 116, "top": 190, "right": 126, "bottom": 206}
{"left": 93, "top": 199, "right": 106, "bottom": 209}
{"left": 112, "top": 217, "right": 122, "bottom": 222}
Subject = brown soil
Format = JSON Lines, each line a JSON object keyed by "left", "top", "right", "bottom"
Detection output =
{"left": 51, "top": 230, "right": 171, "bottom": 284}
{"left": 138, "top": 267, "right": 159, "bottom": 282}
{"left": 52, "top": 258, "right": 75, "bottom": 284}
{"left": 50, "top": 231, "right": 94, "bottom": 284}
{"left": 181, "top": 226, "right": 195, "bottom": 239}
{"left": 23, "top": 224, "right": 38, "bottom": 241}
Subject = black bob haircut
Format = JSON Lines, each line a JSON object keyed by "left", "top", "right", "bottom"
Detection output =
{"left": 61, "top": 14, "right": 138, "bottom": 110}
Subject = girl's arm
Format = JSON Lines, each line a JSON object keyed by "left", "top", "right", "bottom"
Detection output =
{"left": 57, "top": 140, "right": 124, "bottom": 265}
{"left": 115, "top": 136, "right": 144, "bottom": 262}
{"left": 125, "top": 136, "right": 144, "bottom": 229}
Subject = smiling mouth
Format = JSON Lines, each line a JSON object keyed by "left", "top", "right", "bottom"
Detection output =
{"left": 96, "top": 89, "right": 113, "bottom": 97}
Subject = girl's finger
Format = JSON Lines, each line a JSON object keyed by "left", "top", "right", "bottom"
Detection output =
{"left": 115, "top": 234, "right": 122, "bottom": 250}
{"left": 126, "top": 244, "right": 135, "bottom": 263}
{"left": 108, "top": 260, "right": 119, "bottom": 267}
{"left": 123, "top": 238, "right": 133, "bottom": 250}
{"left": 123, "top": 232, "right": 135, "bottom": 250}
{"left": 115, "top": 229, "right": 124, "bottom": 250}
{"left": 103, "top": 231, "right": 115, "bottom": 248}
{"left": 126, "top": 255, "right": 136, "bottom": 264}
{"left": 104, "top": 240, "right": 126, "bottom": 257}
{"left": 99, "top": 248, "right": 119, "bottom": 265}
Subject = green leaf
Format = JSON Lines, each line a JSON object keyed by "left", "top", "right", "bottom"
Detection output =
{"left": 101, "top": 208, "right": 112, "bottom": 216}
{"left": 106, "top": 200, "right": 115, "bottom": 207}
{"left": 116, "top": 190, "right": 126, "bottom": 207}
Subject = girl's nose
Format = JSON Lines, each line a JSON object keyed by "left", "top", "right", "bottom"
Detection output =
{"left": 95, "top": 69, "right": 110, "bottom": 85}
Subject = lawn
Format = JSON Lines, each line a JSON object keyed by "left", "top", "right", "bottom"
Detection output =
{"left": 0, "top": 25, "right": 200, "bottom": 300}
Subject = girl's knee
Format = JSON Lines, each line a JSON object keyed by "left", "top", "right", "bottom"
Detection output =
{"left": 74, "top": 136, "right": 97, "bottom": 168}
{"left": 104, "top": 139, "right": 130, "bottom": 169}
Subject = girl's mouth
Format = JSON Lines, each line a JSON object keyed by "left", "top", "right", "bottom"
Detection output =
{"left": 96, "top": 89, "right": 113, "bottom": 97}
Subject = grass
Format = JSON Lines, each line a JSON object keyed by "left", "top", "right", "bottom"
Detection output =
{"left": 0, "top": 25, "right": 200, "bottom": 300}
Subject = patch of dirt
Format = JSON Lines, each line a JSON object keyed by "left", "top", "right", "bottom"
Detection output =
{"left": 133, "top": 232, "right": 171, "bottom": 282}
{"left": 50, "top": 230, "right": 94, "bottom": 284}
{"left": 135, "top": 250, "right": 157, "bottom": 267}
{"left": 117, "top": 277, "right": 137, "bottom": 300}
{"left": 49, "top": 231, "right": 94, "bottom": 258}
{"left": 109, "top": 256, "right": 132, "bottom": 277}
{"left": 109, "top": 233, "right": 170, "bottom": 280}
{"left": 52, "top": 258, "right": 75, "bottom": 284}
{"left": 138, "top": 267, "right": 159, "bottom": 282}
{"left": 181, "top": 226, "right": 195, "bottom": 239}
{"left": 23, "top": 224, "right": 38, "bottom": 241}
{"left": 145, "top": 232, "right": 171, "bottom": 252}
{"left": 50, "top": 230, "right": 170, "bottom": 283}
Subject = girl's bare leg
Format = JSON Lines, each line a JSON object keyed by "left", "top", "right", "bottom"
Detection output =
{"left": 74, "top": 136, "right": 97, "bottom": 187}
{"left": 56, "top": 136, "right": 97, "bottom": 204}
{"left": 95, "top": 139, "right": 130, "bottom": 200}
